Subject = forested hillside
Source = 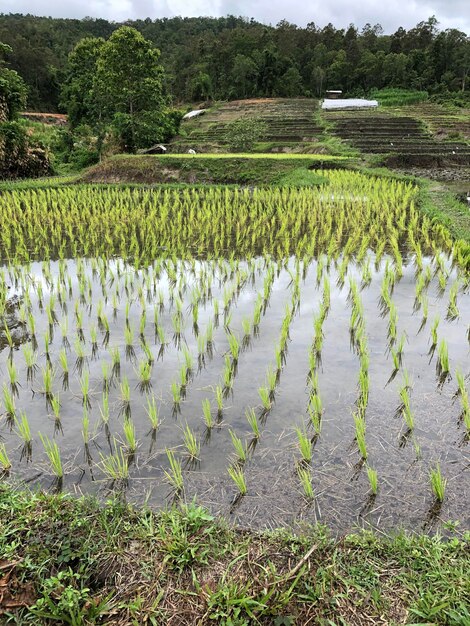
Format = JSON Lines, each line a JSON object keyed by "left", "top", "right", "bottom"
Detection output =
{"left": 0, "top": 13, "right": 468, "bottom": 110}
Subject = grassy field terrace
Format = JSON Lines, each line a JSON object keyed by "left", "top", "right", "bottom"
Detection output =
{"left": 173, "top": 98, "right": 327, "bottom": 153}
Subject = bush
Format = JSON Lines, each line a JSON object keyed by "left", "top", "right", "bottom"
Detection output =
{"left": 0, "top": 121, "right": 51, "bottom": 178}
{"left": 112, "top": 108, "right": 183, "bottom": 151}
{"left": 225, "top": 117, "right": 268, "bottom": 152}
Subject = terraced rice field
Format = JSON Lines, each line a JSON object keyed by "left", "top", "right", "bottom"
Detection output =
{"left": 326, "top": 109, "right": 470, "bottom": 164}
{"left": 399, "top": 103, "right": 470, "bottom": 141}
{"left": 0, "top": 171, "right": 469, "bottom": 533}
{"left": 174, "top": 98, "right": 325, "bottom": 152}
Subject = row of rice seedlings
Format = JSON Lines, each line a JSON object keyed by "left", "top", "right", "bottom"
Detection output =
{"left": 1, "top": 177, "right": 464, "bottom": 269}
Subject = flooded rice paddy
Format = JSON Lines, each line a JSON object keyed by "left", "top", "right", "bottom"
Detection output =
{"left": 0, "top": 174, "right": 469, "bottom": 533}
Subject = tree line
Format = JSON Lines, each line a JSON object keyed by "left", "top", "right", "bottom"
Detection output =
{"left": 0, "top": 13, "right": 468, "bottom": 111}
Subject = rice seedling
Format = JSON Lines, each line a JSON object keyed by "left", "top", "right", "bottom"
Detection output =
{"left": 123, "top": 417, "right": 138, "bottom": 453}
{"left": 23, "top": 344, "right": 38, "bottom": 382}
{"left": 171, "top": 381, "right": 181, "bottom": 409}
{"left": 227, "top": 332, "right": 240, "bottom": 362}
{"left": 399, "top": 386, "right": 414, "bottom": 431}
{"left": 58, "top": 347, "right": 68, "bottom": 375}
{"left": 90, "top": 324, "right": 98, "bottom": 357}
{"left": 245, "top": 408, "right": 260, "bottom": 439}
{"left": 137, "top": 359, "right": 152, "bottom": 392}
{"left": 80, "top": 371, "right": 91, "bottom": 409}
{"left": 297, "top": 464, "right": 314, "bottom": 500}
{"left": 7, "top": 359, "right": 19, "bottom": 394}
{"left": 15, "top": 410, "right": 32, "bottom": 446}
{"left": 258, "top": 386, "right": 271, "bottom": 412}
{"left": 2, "top": 382, "right": 16, "bottom": 423}
{"left": 436, "top": 339, "right": 450, "bottom": 377}
{"left": 228, "top": 464, "right": 247, "bottom": 496}
{"left": 82, "top": 405, "right": 90, "bottom": 445}
{"left": 124, "top": 323, "right": 136, "bottom": 360}
{"left": 59, "top": 316, "right": 69, "bottom": 348}
{"left": 229, "top": 430, "right": 247, "bottom": 463}
{"left": 461, "top": 394, "right": 470, "bottom": 433}
{"left": 437, "top": 270, "right": 447, "bottom": 295}
{"left": 50, "top": 393, "right": 61, "bottom": 422}
{"left": 446, "top": 281, "right": 459, "bottom": 320}
{"left": 215, "top": 384, "right": 224, "bottom": 416}
{"left": 141, "top": 337, "right": 154, "bottom": 364}
{"left": 201, "top": 398, "right": 214, "bottom": 429}
{"left": 164, "top": 449, "right": 184, "bottom": 492}
{"left": 179, "top": 363, "right": 188, "bottom": 389}
{"left": 266, "top": 366, "right": 277, "bottom": 394}
{"left": 353, "top": 412, "right": 367, "bottom": 459}
{"left": 307, "top": 393, "right": 322, "bottom": 437}
{"left": 73, "top": 337, "right": 87, "bottom": 375}
{"left": 366, "top": 465, "right": 378, "bottom": 495}
{"left": 181, "top": 345, "right": 194, "bottom": 375}
{"left": 39, "top": 433, "right": 63, "bottom": 478}
{"left": 100, "top": 443, "right": 129, "bottom": 482}
{"left": 242, "top": 317, "right": 251, "bottom": 338}
{"left": 0, "top": 444, "right": 11, "bottom": 473}
{"left": 110, "top": 347, "right": 121, "bottom": 379}
{"left": 120, "top": 376, "right": 131, "bottom": 417}
{"left": 295, "top": 425, "right": 313, "bottom": 463}
{"left": 100, "top": 390, "right": 110, "bottom": 425}
{"left": 429, "top": 464, "right": 446, "bottom": 502}
{"left": 182, "top": 423, "right": 200, "bottom": 460}
{"left": 139, "top": 310, "right": 147, "bottom": 336}
{"left": 206, "top": 319, "right": 214, "bottom": 346}
{"left": 3, "top": 322, "right": 14, "bottom": 351}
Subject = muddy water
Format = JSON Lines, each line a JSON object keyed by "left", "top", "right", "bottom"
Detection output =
{"left": 0, "top": 255, "right": 469, "bottom": 534}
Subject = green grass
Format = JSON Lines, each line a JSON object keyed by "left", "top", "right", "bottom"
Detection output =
{"left": 79, "top": 154, "right": 346, "bottom": 187}
{"left": 0, "top": 485, "right": 469, "bottom": 625}
{"left": 369, "top": 88, "right": 429, "bottom": 107}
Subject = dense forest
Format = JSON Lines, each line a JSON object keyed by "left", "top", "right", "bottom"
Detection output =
{"left": 0, "top": 13, "right": 468, "bottom": 111}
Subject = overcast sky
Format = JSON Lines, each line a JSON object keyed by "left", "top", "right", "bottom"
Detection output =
{"left": 2, "top": 0, "right": 469, "bottom": 35}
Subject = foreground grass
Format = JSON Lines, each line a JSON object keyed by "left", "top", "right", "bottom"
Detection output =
{"left": 0, "top": 486, "right": 469, "bottom": 625}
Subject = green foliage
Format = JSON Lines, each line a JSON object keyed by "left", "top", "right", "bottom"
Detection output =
{"left": 31, "top": 567, "right": 109, "bottom": 625}
{"left": 62, "top": 27, "right": 179, "bottom": 153}
{"left": 0, "top": 67, "right": 28, "bottom": 120}
{"left": 225, "top": 118, "right": 268, "bottom": 152}
{"left": 60, "top": 37, "right": 105, "bottom": 128}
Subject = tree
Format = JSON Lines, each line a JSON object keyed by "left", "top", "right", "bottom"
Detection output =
{"left": 0, "top": 43, "right": 27, "bottom": 120}
{"left": 0, "top": 42, "right": 50, "bottom": 178}
{"left": 231, "top": 54, "right": 258, "bottom": 98}
{"left": 62, "top": 27, "right": 177, "bottom": 152}
{"left": 277, "top": 66, "right": 303, "bottom": 96}
{"left": 60, "top": 37, "right": 105, "bottom": 128}
{"left": 93, "top": 26, "right": 165, "bottom": 151}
